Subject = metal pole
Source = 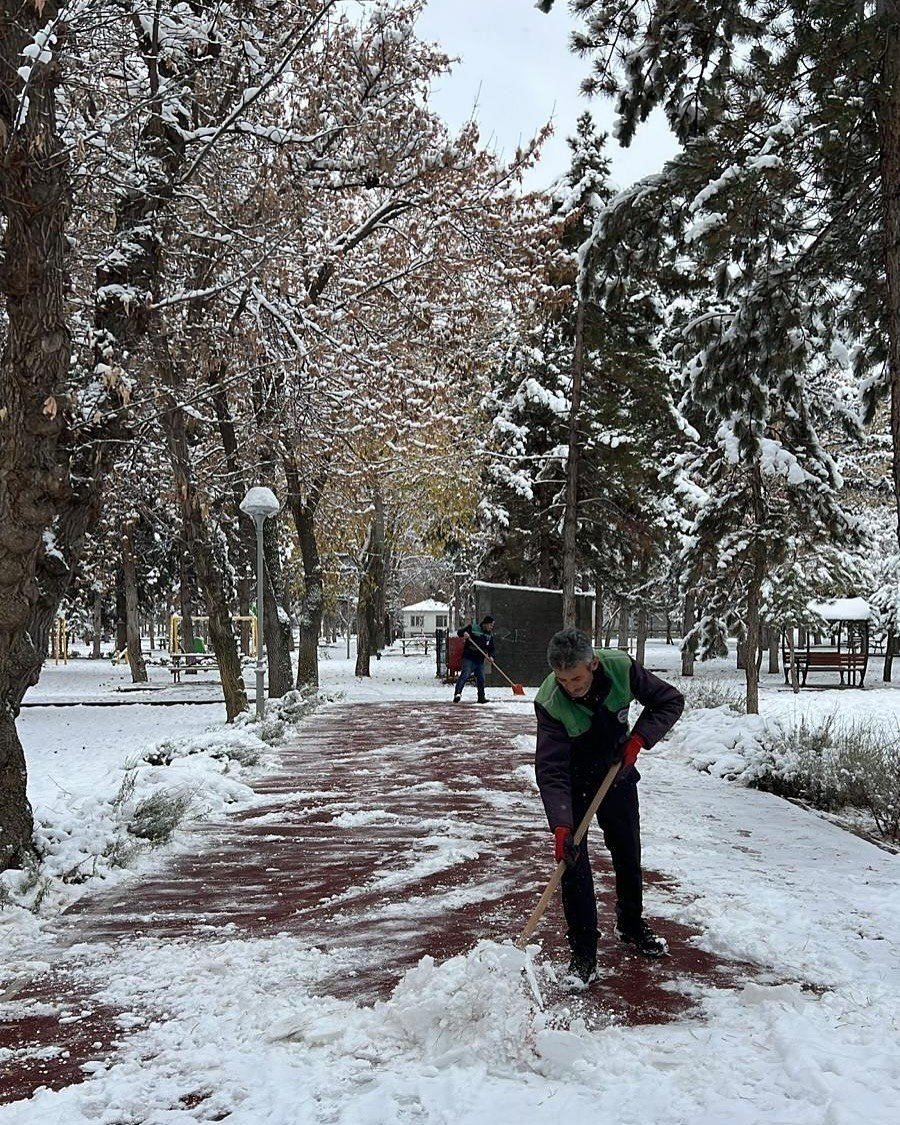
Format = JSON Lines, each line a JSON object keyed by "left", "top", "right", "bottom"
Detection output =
{"left": 346, "top": 575, "right": 352, "bottom": 659}
{"left": 255, "top": 514, "right": 266, "bottom": 719}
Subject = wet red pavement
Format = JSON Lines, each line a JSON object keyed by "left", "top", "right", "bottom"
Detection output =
{"left": 3, "top": 700, "right": 768, "bottom": 1105}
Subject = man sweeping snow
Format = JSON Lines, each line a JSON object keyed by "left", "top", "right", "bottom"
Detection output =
{"left": 534, "top": 628, "right": 684, "bottom": 983}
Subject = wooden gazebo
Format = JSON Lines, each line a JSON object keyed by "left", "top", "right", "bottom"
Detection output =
{"left": 782, "top": 598, "right": 871, "bottom": 688}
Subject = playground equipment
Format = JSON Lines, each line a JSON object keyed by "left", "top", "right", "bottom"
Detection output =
{"left": 168, "top": 614, "right": 258, "bottom": 658}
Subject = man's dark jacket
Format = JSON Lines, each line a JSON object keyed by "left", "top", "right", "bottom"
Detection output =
{"left": 457, "top": 623, "right": 495, "bottom": 665}
{"left": 534, "top": 650, "right": 684, "bottom": 830}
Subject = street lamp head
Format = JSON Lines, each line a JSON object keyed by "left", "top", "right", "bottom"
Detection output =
{"left": 240, "top": 486, "right": 280, "bottom": 520}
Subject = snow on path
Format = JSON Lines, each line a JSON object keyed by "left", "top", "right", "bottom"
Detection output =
{"left": 3, "top": 695, "right": 900, "bottom": 1122}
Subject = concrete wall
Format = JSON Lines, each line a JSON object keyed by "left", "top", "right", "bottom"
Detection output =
{"left": 473, "top": 582, "right": 595, "bottom": 688}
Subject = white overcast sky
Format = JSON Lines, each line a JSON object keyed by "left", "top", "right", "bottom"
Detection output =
{"left": 415, "top": 0, "right": 679, "bottom": 191}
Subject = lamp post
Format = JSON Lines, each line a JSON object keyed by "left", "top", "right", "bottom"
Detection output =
{"left": 240, "top": 486, "right": 280, "bottom": 719}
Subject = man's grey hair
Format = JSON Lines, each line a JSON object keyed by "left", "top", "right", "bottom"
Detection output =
{"left": 547, "top": 628, "right": 594, "bottom": 671}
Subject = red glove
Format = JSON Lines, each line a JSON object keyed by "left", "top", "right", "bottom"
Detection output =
{"left": 554, "top": 826, "right": 579, "bottom": 868}
{"left": 623, "top": 734, "right": 644, "bottom": 767}
{"left": 616, "top": 734, "right": 644, "bottom": 783}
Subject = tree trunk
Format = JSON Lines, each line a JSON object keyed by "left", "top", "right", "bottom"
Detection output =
{"left": 594, "top": 580, "right": 604, "bottom": 645}
{"left": 356, "top": 493, "right": 385, "bottom": 678}
{"left": 617, "top": 601, "right": 629, "bottom": 651}
{"left": 0, "top": 0, "right": 76, "bottom": 867}
{"left": 879, "top": 0, "right": 900, "bottom": 550}
{"left": 635, "top": 606, "right": 649, "bottom": 665}
{"left": 262, "top": 517, "right": 294, "bottom": 698}
{"left": 92, "top": 592, "right": 103, "bottom": 659}
{"left": 744, "top": 471, "right": 766, "bottom": 715}
{"left": 115, "top": 572, "right": 128, "bottom": 654}
{"left": 561, "top": 298, "right": 586, "bottom": 627}
{"left": 681, "top": 594, "right": 696, "bottom": 676}
{"left": 158, "top": 360, "right": 246, "bottom": 720}
{"left": 284, "top": 458, "right": 327, "bottom": 689}
{"left": 768, "top": 626, "right": 780, "bottom": 674}
{"left": 122, "top": 523, "right": 148, "bottom": 683}
{"left": 179, "top": 551, "right": 196, "bottom": 659}
{"left": 786, "top": 629, "right": 801, "bottom": 694}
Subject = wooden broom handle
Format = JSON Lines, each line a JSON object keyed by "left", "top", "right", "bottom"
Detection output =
{"left": 516, "top": 761, "right": 621, "bottom": 949}
{"left": 463, "top": 634, "right": 517, "bottom": 687}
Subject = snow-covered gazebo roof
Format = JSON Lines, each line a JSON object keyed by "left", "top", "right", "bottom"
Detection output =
{"left": 808, "top": 598, "right": 872, "bottom": 622}
{"left": 401, "top": 599, "right": 449, "bottom": 613}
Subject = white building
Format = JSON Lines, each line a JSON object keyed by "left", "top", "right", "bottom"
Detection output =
{"left": 400, "top": 599, "right": 449, "bottom": 636}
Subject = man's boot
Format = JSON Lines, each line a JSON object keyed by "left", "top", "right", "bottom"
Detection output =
{"left": 566, "top": 951, "right": 597, "bottom": 986}
{"left": 617, "top": 919, "right": 668, "bottom": 957}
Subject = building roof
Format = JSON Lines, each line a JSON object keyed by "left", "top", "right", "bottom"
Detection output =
{"left": 401, "top": 599, "right": 449, "bottom": 613}
{"left": 808, "top": 597, "right": 872, "bottom": 622}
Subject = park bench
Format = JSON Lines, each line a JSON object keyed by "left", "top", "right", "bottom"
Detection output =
{"left": 169, "top": 652, "right": 221, "bottom": 683}
{"left": 785, "top": 648, "right": 868, "bottom": 688}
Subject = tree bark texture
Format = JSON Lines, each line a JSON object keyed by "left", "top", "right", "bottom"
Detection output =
{"left": 879, "top": 0, "right": 900, "bottom": 550}
{"left": 179, "top": 550, "right": 196, "bottom": 660}
{"left": 158, "top": 362, "right": 247, "bottom": 721}
{"left": 744, "top": 469, "right": 766, "bottom": 715}
{"left": 115, "top": 576, "right": 128, "bottom": 654}
{"left": 681, "top": 594, "right": 696, "bottom": 676}
{"left": 635, "top": 606, "right": 648, "bottom": 665}
{"left": 562, "top": 298, "right": 586, "bottom": 627}
{"left": 92, "top": 592, "right": 103, "bottom": 659}
{"left": 617, "top": 602, "right": 629, "bottom": 651}
{"left": 122, "top": 523, "right": 148, "bottom": 683}
{"left": 284, "top": 459, "right": 327, "bottom": 689}
{"left": 355, "top": 493, "right": 385, "bottom": 678}
{"left": 0, "top": 1, "right": 74, "bottom": 867}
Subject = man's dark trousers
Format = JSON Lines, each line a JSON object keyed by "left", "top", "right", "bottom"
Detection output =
{"left": 560, "top": 773, "right": 642, "bottom": 960}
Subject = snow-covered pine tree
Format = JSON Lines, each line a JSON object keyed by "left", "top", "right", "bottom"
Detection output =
{"left": 656, "top": 138, "right": 863, "bottom": 711}
{"left": 536, "top": 3, "right": 874, "bottom": 710}
{"left": 484, "top": 115, "right": 674, "bottom": 631}
{"left": 540, "top": 0, "right": 900, "bottom": 557}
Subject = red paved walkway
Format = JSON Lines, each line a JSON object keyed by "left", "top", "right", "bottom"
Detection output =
{"left": 2, "top": 701, "right": 764, "bottom": 1105}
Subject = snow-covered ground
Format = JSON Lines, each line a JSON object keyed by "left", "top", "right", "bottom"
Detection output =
{"left": 3, "top": 640, "right": 900, "bottom": 1122}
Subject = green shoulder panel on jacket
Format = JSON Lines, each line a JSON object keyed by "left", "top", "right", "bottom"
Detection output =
{"left": 598, "top": 648, "right": 633, "bottom": 713}
{"left": 535, "top": 649, "right": 634, "bottom": 739}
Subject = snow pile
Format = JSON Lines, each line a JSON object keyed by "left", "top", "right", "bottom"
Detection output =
{"left": 143, "top": 724, "right": 271, "bottom": 767}
{"left": 2, "top": 697, "right": 331, "bottom": 933}
{"left": 659, "top": 704, "right": 766, "bottom": 781}
{"left": 234, "top": 686, "right": 337, "bottom": 745}
{"left": 3, "top": 687, "right": 336, "bottom": 934}
{"left": 2, "top": 749, "right": 259, "bottom": 926}
{"left": 381, "top": 941, "right": 545, "bottom": 1069}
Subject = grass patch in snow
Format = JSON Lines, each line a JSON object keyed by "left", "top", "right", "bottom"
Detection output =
{"left": 756, "top": 715, "right": 900, "bottom": 843}
{"left": 127, "top": 790, "right": 193, "bottom": 844}
{"left": 680, "top": 678, "right": 746, "bottom": 714}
